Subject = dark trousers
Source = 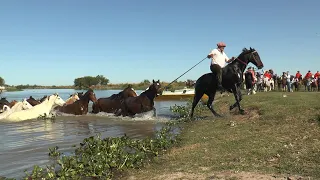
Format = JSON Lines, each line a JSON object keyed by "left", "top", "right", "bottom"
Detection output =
{"left": 210, "top": 64, "right": 222, "bottom": 85}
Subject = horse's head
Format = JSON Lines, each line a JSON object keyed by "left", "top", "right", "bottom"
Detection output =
{"left": 123, "top": 85, "right": 138, "bottom": 98}
{"left": 241, "top": 47, "right": 264, "bottom": 69}
{"left": 77, "top": 92, "right": 84, "bottom": 98}
{"left": 48, "top": 93, "right": 66, "bottom": 107}
{"left": 148, "top": 79, "right": 162, "bottom": 96}
{"left": 84, "top": 89, "right": 98, "bottom": 103}
{"left": 21, "top": 98, "right": 33, "bottom": 110}
{"left": 2, "top": 105, "right": 10, "bottom": 112}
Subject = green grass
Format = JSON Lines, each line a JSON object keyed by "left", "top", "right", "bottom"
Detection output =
{"left": 125, "top": 92, "right": 320, "bottom": 180}
{"left": 4, "top": 87, "right": 23, "bottom": 92}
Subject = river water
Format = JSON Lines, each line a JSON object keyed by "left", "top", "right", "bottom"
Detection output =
{"left": 0, "top": 89, "right": 186, "bottom": 179}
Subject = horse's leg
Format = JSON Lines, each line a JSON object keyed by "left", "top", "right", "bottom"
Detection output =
{"left": 190, "top": 91, "right": 204, "bottom": 118}
{"left": 229, "top": 85, "right": 244, "bottom": 114}
{"left": 206, "top": 92, "right": 221, "bottom": 117}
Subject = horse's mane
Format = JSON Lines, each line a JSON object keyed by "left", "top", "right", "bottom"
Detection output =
{"left": 109, "top": 85, "right": 133, "bottom": 100}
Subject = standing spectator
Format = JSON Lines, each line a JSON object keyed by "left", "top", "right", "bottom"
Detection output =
{"left": 286, "top": 71, "right": 292, "bottom": 92}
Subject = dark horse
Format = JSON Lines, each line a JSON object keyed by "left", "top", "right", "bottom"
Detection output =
{"left": 92, "top": 85, "right": 137, "bottom": 114}
{"left": 115, "top": 80, "right": 162, "bottom": 117}
{"left": 26, "top": 95, "right": 47, "bottom": 106}
{"left": 190, "top": 47, "right": 264, "bottom": 118}
{"left": 0, "top": 97, "right": 10, "bottom": 111}
{"left": 58, "top": 89, "right": 97, "bottom": 115}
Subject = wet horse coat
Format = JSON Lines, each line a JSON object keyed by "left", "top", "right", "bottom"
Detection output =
{"left": 58, "top": 89, "right": 97, "bottom": 115}
{"left": 190, "top": 47, "right": 264, "bottom": 118}
{"left": 92, "top": 85, "right": 137, "bottom": 114}
{"left": 115, "top": 80, "right": 161, "bottom": 117}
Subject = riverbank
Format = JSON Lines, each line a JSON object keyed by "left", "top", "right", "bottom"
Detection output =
{"left": 9, "top": 82, "right": 187, "bottom": 91}
{"left": 125, "top": 92, "right": 320, "bottom": 179}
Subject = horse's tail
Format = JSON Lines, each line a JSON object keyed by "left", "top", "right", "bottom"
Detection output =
{"left": 91, "top": 101, "right": 100, "bottom": 114}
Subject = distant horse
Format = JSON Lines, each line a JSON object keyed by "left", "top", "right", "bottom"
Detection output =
{"left": 311, "top": 78, "right": 318, "bottom": 91}
{"left": 303, "top": 78, "right": 311, "bottom": 91}
{"left": 115, "top": 80, "right": 162, "bottom": 117}
{"left": 263, "top": 77, "right": 274, "bottom": 92}
{"left": 58, "top": 89, "right": 97, "bottom": 115}
{"left": 292, "top": 78, "right": 301, "bottom": 92}
{"left": 92, "top": 85, "right": 137, "bottom": 114}
{"left": 6, "top": 94, "right": 65, "bottom": 121}
{"left": 190, "top": 47, "right": 264, "bottom": 117}
{"left": 0, "top": 99, "right": 33, "bottom": 120}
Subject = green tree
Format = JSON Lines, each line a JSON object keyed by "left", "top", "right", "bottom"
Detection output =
{"left": 143, "top": 79, "right": 150, "bottom": 84}
{"left": 73, "top": 75, "right": 110, "bottom": 89}
{"left": 0, "top": 77, "right": 5, "bottom": 86}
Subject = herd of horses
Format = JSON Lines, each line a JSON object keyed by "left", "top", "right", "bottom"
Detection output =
{"left": 0, "top": 47, "right": 265, "bottom": 120}
{"left": 0, "top": 80, "right": 162, "bottom": 121}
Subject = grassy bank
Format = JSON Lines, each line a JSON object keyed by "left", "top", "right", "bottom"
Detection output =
{"left": 11, "top": 81, "right": 188, "bottom": 91}
{"left": 4, "top": 87, "right": 23, "bottom": 92}
{"left": 126, "top": 92, "right": 320, "bottom": 179}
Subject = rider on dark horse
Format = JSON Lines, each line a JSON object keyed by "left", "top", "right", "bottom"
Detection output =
{"left": 207, "top": 42, "right": 235, "bottom": 90}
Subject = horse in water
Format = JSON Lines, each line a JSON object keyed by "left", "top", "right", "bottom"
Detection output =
{"left": 27, "top": 96, "right": 41, "bottom": 106}
{"left": 0, "top": 97, "right": 10, "bottom": 112}
{"left": 6, "top": 94, "right": 65, "bottom": 121}
{"left": 92, "top": 85, "right": 137, "bottom": 114}
{"left": 115, "top": 80, "right": 162, "bottom": 117}
{"left": 190, "top": 47, "right": 263, "bottom": 118}
{"left": 58, "top": 89, "right": 97, "bottom": 115}
{"left": 0, "top": 99, "right": 33, "bottom": 120}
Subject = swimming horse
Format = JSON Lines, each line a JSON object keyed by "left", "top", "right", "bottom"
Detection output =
{"left": 0, "top": 97, "right": 10, "bottom": 112}
{"left": 115, "top": 80, "right": 162, "bottom": 117}
{"left": 5, "top": 94, "right": 65, "bottom": 121}
{"left": 0, "top": 99, "right": 33, "bottom": 120}
{"left": 190, "top": 47, "right": 264, "bottom": 118}
{"left": 92, "top": 85, "right": 137, "bottom": 114}
{"left": 57, "top": 89, "right": 97, "bottom": 115}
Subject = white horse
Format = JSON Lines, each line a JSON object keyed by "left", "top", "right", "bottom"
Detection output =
{"left": 5, "top": 94, "right": 65, "bottom": 121}
{"left": 0, "top": 99, "right": 33, "bottom": 120}
{"left": 263, "top": 77, "right": 274, "bottom": 92}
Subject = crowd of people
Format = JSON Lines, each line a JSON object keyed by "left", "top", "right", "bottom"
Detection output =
{"left": 244, "top": 68, "right": 320, "bottom": 94}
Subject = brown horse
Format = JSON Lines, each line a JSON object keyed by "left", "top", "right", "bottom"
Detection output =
{"left": 92, "top": 85, "right": 137, "bottom": 114}
{"left": 26, "top": 96, "right": 41, "bottom": 106}
{"left": 115, "top": 80, "right": 161, "bottom": 117}
{"left": 58, "top": 89, "right": 97, "bottom": 115}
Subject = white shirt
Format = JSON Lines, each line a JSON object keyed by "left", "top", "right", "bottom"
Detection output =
{"left": 208, "top": 48, "right": 229, "bottom": 68}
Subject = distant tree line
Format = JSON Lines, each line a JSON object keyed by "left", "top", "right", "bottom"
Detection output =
{"left": 74, "top": 75, "right": 109, "bottom": 89}
{"left": 0, "top": 77, "right": 5, "bottom": 86}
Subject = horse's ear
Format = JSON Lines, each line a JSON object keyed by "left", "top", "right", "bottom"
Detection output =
{"left": 158, "top": 79, "right": 160, "bottom": 83}
{"left": 250, "top": 47, "right": 252, "bottom": 50}
{"left": 153, "top": 79, "right": 155, "bottom": 83}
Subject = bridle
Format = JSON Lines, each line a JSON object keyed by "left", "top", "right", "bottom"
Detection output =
{"left": 234, "top": 50, "right": 261, "bottom": 67}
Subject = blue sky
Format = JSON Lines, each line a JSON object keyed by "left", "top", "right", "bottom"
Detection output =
{"left": 0, "top": 0, "right": 319, "bottom": 86}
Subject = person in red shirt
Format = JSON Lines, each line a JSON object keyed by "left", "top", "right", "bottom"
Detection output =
{"left": 295, "top": 71, "right": 302, "bottom": 80}
{"left": 314, "top": 71, "right": 320, "bottom": 79}
{"left": 304, "top": 70, "right": 312, "bottom": 79}
{"left": 264, "top": 70, "right": 272, "bottom": 80}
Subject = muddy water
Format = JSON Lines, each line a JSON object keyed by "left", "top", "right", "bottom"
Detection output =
{"left": 0, "top": 89, "right": 186, "bottom": 179}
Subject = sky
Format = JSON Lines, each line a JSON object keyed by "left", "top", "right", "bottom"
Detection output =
{"left": 0, "top": 0, "right": 319, "bottom": 86}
